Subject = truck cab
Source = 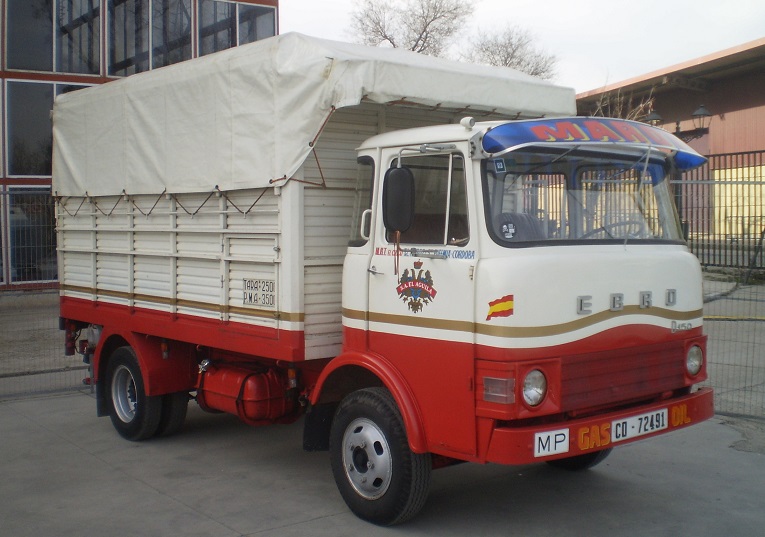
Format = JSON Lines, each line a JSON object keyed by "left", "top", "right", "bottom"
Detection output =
{"left": 328, "top": 117, "right": 712, "bottom": 515}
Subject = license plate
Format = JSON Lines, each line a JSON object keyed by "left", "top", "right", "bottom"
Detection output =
{"left": 611, "top": 408, "right": 668, "bottom": 443}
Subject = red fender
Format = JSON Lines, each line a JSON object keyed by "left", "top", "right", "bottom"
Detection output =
{"left": 94, "top": 328, "right": 196, "bottom": 396}
{"left": 91, "top": 327, "right": 120, "bottom": 382}
{"left": 311, "top": 351, "right": 428, "bottom": 454}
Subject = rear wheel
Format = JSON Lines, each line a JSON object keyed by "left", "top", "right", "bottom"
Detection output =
{"left": 107, "top": 346, "right": 162, "bottom": 441}
{"left": 155, "top": 392, "right": 189, "bottom": 437}
{"left": 546, "top": 448, "right": 612, "bottom": 471}
{"left": 330, "top": 387, "right": 431, "bottom": 525}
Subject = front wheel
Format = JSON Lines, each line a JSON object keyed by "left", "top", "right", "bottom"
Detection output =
{"left": 330, "top": 388, "right": 431, "bottom": 526}
{"left": 106, "top": 346, "right": 162, "bottom": 441}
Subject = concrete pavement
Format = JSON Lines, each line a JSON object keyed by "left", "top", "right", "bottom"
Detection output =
{"left": 1, "top": 391, "right": 763, "bottom": 537}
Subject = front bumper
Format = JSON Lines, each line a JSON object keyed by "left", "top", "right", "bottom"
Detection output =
{"left": 484, "top": 387, "right": 714, "bottom": 465}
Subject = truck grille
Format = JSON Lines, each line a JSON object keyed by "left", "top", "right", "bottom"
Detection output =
{"left": 560, "top": 341, "right": 686, "bottom": 412}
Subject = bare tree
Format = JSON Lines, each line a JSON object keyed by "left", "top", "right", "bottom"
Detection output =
{"left": 351, "top": 0, "right": 472, "bottom": 56}
{"left": 586, "top": 88, "right": 656, "bottom": 121}
{"left": 462, "top": 25, "right": 556, "bottom": 79}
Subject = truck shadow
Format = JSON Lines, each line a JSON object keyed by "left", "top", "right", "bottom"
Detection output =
{"left": 411, "top": 458, "right": 697, "bottom": 535}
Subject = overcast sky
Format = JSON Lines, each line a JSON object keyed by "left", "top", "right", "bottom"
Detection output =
{"left": 279, "top": 0, "right": 765, "bottom": 93}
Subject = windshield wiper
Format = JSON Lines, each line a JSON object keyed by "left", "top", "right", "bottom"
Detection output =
{"left": 511, "top": 145, "right": 581, "bottom": 176}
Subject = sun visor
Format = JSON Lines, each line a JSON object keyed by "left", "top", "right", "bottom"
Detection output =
{"left": 482, "top": 117, "right": 707, "bottom": 171}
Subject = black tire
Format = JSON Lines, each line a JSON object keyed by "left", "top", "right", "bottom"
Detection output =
{"left": 106, "top": 346, "right": 162, "bottom": 441}
{"left": 329, "top": 387, "right": 431, "bottom": 526}
{"left": 546, "top": 448, "right": 612, "bottom": 471}
{"left": 155, "top": 392, "right": 189, "bottom": 437}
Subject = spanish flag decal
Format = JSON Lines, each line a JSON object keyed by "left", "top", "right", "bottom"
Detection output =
{"left": 486, "top": 295, "right": 514, "bottom": 320}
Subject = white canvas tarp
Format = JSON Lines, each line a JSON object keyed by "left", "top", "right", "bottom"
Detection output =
{"left": 52, "top": 32, "right": 575, "bottom": 197}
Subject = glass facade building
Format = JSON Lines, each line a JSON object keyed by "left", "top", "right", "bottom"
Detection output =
{"left": 1, "top": 0, "right": 277, "bottom": 289}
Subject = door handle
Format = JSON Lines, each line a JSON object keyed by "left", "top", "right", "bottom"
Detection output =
{"left": 368, "top": 265, "right": 383, "bottom": 275}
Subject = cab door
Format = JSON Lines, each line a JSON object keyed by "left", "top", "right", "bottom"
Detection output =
{"left": 367, "top": 151, "right": 478, "bottom": 457}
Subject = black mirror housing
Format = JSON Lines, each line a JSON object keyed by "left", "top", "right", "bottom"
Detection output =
{"left": 382, "top": 166, "right": 415, "bottom": 233}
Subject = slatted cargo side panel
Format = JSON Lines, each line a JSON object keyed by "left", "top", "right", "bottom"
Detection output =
{"left": 92, "top": 197, "right": 130, "bottom": 307}
{"left": 222, "top": 190, "right": 281, "bottom": 331}
{"left": 226, "top": 234, "right": 280, "bottom": 334}
{"left": 167, "top": 190, "right": 284, "bottom": 324}
{"left": 300, "top": 107, "right": 379, "bottom": 359}
{"left": 60, "top": 249, "right": 93, "bottom": 293}
{"left": 299, "top": 104, "right": 466, "bottom": 359}
{"left": 131, "top": 195, "right": 175, "bottom": 312}
{"left": 57, "top": 198, "right": 96, "bottom": 301}
{"left": 302, "top": 265, "right": 344, "bottom": 358}
{"left": 175, "top": 224, "right": 221, "bottom": 320}
{"left": 58, "top": 189, "right": 285, "bottom": 333}
{"left": 134, "top": 256, "right": 173, "bottom": 311}
{"left": 302, "top": 187, "right": 354, "bottom": 359}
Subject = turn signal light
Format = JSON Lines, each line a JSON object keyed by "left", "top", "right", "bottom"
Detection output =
{"left": 483, "top": 377, "right": 516, "bottom": 404}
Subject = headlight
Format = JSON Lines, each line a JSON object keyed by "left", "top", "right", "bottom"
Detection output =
{"left": 522, "top": 369, "right": 547, "bottom": 407}
{"left": 686, "top": 345, "right": 703, "bottom": 376}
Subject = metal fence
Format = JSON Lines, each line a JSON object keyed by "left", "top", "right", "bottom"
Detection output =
{"left": 0, "top": 188, "right": 58, "bottom": 289}
{"left": 703, "top": 282, "right": 765, "bottom": 420}
{"left": 677, "top": 150, "right": 765, "bottom": 274}
{"left": 0, "top": 290, "right": 89, "bottom": 399}
{"left": 674, "top": 150, "right": 765, "bottom": 420}
{"left": 1, "top": 162, "right": 764, "bottom": 419}
{"left": 0, "top": 189, "right": 87, "bottom": 398}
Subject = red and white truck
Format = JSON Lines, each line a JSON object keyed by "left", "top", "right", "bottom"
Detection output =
{"left": 54, "top": 33, "right": 714, "bottom": 525}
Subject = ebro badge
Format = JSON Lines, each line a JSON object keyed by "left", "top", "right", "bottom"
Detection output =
{"left": 397, "top": 260, "right": 437, "bottom": 314}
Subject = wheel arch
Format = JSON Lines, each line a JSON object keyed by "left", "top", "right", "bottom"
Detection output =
{"left": 307, "top": 352, "right": 428, "bottom": 454}
{"left": 94, "top": 329, "right": 196, "bottom": 398}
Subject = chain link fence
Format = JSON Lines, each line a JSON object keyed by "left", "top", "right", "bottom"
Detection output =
{"left": 0, "top": 290, "right": 89, "bottom": 399}
{"left": 0, "top": 189, "right": 87, "bottom": 399}
{"left": 703, "top": 281, "right": 765, "bottom": 420}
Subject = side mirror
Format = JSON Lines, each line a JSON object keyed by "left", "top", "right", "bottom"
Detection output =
{"left": 382, "top": 166, "right": 415, "bottom": 233}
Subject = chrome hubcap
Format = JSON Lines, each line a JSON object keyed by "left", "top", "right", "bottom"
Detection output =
{"left": 341, "top": 418, "right": 393, "bottom": 500}
{"left": 111, "top": 364, "right": 137, "bottom": 423}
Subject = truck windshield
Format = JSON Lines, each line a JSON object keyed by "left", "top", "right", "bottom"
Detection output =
{"left": 482, "top": 146, "right": 684, "bottom": 245}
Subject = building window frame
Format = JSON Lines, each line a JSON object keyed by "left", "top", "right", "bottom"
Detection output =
{"left": 0, "top": 186, "right": 6, "bottom": 285}
{"left": 4, "top": 80, "right": 93, "bottom": 179}
{"left": 5, "top": 79, "right": 55, "bottom": 179}
{"left": 198, "top": 0, "right": 276, "bottom": 56}
{"left": 5, "top": 0, "right": 102, "bottom": 76}
{"left": 107, "top": 0, "right": 198, "bottom": 76}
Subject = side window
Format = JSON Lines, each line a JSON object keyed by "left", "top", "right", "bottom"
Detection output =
{"left": 388, "top": 154, "right": 469, "bottom": 246}
{"left": 349, "top": 156, "right": 375, "bottom": 247}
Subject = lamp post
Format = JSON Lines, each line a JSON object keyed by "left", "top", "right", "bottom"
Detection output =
{"left": 645, "top": 111, "right": 663, "bottom": 126}
{"left": 675, "top": 105, "right": 712, "bottom": 142}
{"left": 643, "top": 110, "right": 664, "bottom": 127}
